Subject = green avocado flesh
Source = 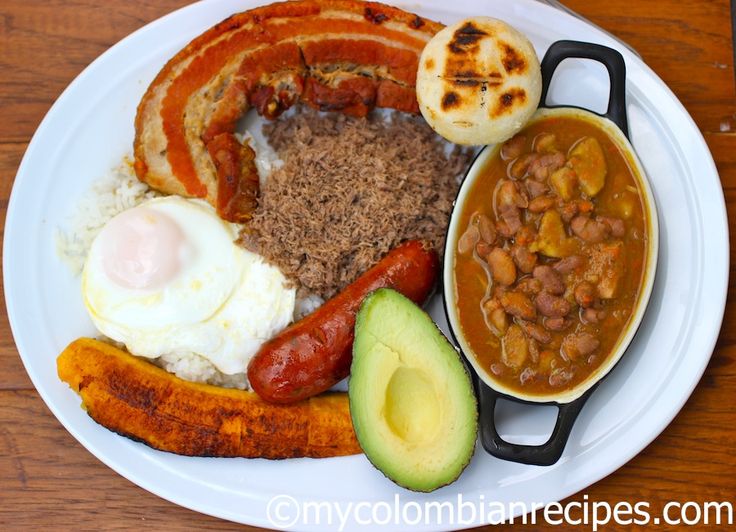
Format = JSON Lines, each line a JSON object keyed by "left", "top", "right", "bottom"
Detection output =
{"left": 349, "top": 288, "right": 478, "bottom": 492}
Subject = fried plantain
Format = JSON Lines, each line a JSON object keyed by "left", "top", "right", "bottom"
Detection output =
{"left": 57, "top": 338, "right": 361, "bottom": 458}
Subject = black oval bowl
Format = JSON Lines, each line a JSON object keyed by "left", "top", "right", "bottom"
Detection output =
{"left": 442, "top": 40, "right": 659, "bottom": 466}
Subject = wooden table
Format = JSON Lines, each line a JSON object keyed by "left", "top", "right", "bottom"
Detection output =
{"left": 1, "top": 1, "right": 734, "bottom": 529}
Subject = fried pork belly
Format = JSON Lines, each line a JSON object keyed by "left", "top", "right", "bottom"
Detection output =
{"left": 134, "top": 0, "right": 442, "bottom": 222}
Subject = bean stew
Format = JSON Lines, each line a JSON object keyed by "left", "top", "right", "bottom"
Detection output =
{"left": 453, "top": 115, "right": 650, "bottom": 396}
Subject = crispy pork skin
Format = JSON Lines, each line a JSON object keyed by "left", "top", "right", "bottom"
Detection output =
{"left": 134, "top": 0, "right": 442, "bottom": 221}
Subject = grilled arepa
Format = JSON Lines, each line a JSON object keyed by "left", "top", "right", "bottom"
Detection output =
{"left": 416, "top": 17, "right": 541, "bottom": 145}
{"left": 134, "top": 0, "right": 443, "bottom": 222}
{"left": 58, "top": 338, "right": 361, "bottom": 458}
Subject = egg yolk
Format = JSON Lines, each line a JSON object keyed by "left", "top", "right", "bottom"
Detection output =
{"left": 101, "top": 206, "right": 185, "bottom": 290}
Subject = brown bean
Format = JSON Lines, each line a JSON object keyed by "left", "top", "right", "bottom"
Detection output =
{"left": 497, "top": 180, "right": 529, "bottom": 209}
{"left": 561, "top": 332, "right": 600, "bottom": 361}
{"left": 501, "top": 134, "right": 526, "bottom": 160}
{"left": 473, "top": 212, "right": 497, "bottom": 243}
{"left": 580, "top": 307, "right": 597, "bottom": 324}
{"left": 580, "top": 307, "right": 607, "bottom": 324}
{"left": 482, "top": 299, "right": 508, "bottom": 334}
{"left": 533, "top": 265, "right": 566, "bottom": 295}
{"left": 535, "top": 290, "right": 572, "bottom": 318}
{"left": 543, "top": 316, "right": 569, "bottom": 331}
{"left": 500, "top": 291, "right": 536, "bottom": 320}
{"left": 487, "top": 248, "right": 517, "bottom": 286}
{"left": 518, "top": 319, "right": 551, "bottom": 343}
{"left": 492, "top": 284, "right": 507, "bottom": 299}
{"left": 499, "top": 205, "right": 523, "bottom": 235}
{"left": 509, "top": 153, "right": 537, "bottom": 179}
{"left": 475, "top": 240, "right": 493, "bottom": 258}
{"left": 549, "top": 367, "right": 574, "bottom": 387}
{"left": 548, "top": 152, "right": 566, "bottom": 167}
{"left": 457, "top": 224, "right": 479, "bottom": 254}
{"left": 490, "top": 309, "right": 508, "bottom": 334}
{"left": 570, "top": 215, "right": 611, "bottom": 243}
{"left": 574, "top": 281, "right": 597, "bottom": 308}
{"left": 533, "top": 132, "right": 557, "bottom": 153}
{"left": 553, "top": 255, "right": 585, "bottom": 274}
{"left": 519, "top": 367, "right": 537, "bottom": 385}
{"left": 483, "top": 298, "right": 500, "bottom": 314}
{"left": 502, "top": 324, "right": 529, "bottom": 368}
{"left": 525, "top": 179, "right": 549, "bottom": 199}
{"left": 528, "top": 195, "right": 556, "bottom": 213}
{"left": 529, "top": 151, "right": 565, "bottom": 181}
{"left": 496, "top": 220, "right": 514, "bottom": 238}
{"left": 511, "top": 244, "right": 538, "bottom": 274}
{"left": 598, "top": 215, "right": 626, "bottom": 238}
{"left": 517, "top": 276, "right": 542, "bottom": 295}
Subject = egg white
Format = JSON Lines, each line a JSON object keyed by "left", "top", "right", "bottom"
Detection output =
{"left": 82, "top": 196, "right": 295, "bottom": 375}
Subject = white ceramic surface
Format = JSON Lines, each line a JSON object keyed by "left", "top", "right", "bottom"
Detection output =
{"left": 3, "top": 0, "right": 728, "bottom": 530}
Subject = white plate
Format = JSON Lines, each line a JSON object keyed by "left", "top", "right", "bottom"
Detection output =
{"left": 4, "top": 0, "right": 728, "bottom": 529}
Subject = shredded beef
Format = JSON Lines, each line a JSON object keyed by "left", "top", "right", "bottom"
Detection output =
{"left": 242, "top": 109, "right": 471, "bottom": 298}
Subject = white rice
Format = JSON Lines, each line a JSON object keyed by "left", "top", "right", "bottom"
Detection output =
{"left": 55, "top": 159, "right": 160, "bottom": 275}
{"left": 152, "top": 351, "right": 251, "bottom": 390}
{"left": 294, "top": 292, "right": 324, "bottom": 320}
{"left": 56, "top": 156, "right": 316, "bottom": 391}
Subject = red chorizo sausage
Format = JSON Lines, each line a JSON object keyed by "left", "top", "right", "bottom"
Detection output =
{"left": 247, "top": 240, "right": 439, "bottom": 404}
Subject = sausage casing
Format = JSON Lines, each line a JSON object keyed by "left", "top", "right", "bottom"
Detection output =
{"left": 247, "top": 240, "right": 439, "bottom": 403}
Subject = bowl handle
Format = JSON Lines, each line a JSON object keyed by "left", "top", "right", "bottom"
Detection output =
{"left": 476, "top": 377, "right": 597, "bottom": 466}
{"left": 539, "top": 40, "right": 629, "bottom": 138}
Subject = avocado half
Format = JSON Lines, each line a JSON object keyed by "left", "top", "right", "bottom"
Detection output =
{"left": 349, "top": 288, "right": 478, "bottom": 492}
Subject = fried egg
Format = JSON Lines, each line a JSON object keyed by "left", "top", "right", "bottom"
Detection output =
{"left": 82, "top": 196, "right": 295, "bottom": 375}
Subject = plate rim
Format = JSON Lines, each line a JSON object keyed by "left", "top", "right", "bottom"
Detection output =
{"left": 3, "top": 0, "right": 729, "bottom": 528}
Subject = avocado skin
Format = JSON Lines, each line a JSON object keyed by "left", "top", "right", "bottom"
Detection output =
{"left": 349, "top": 288, "right": 478, "bottom": 493}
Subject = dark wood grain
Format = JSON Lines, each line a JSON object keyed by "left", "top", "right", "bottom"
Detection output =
{"left": 1, "top": 0, "right": 734, "bottom": 530}
{"left": 710, "top": 131, "right": 736, "bottom": 350}
{"left": 0, "top": 390, "right": 247, "bottom": 530}
{"left": 563, "top": 0, "right": 736, "bottom": 135}
{"left": 0, "top": 0, "right": 192, "bottom": 143}
{"left": 0, "top": 143, "right": 31, "bottom": 391}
